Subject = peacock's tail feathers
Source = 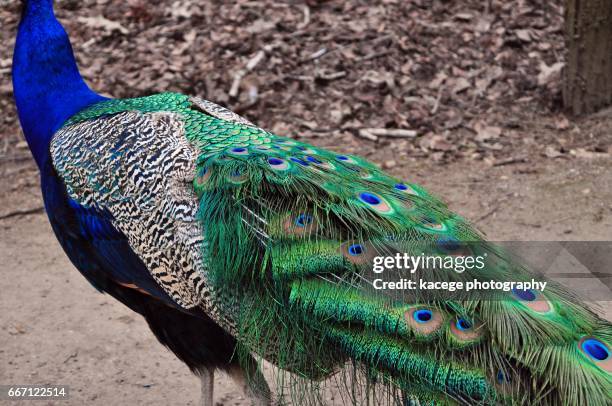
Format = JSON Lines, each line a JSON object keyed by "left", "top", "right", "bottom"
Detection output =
{"left": 60, "top": 93, "right": 612, "bottom": 405}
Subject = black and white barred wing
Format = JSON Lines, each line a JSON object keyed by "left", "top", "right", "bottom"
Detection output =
{"left": 50, "top": 110, "right": 210, "bottom": 310}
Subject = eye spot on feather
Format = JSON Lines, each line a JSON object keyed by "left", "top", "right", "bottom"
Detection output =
{"left": 456, "top": 318, "right": 472, "bottom": 330}
{"left": 307, "top": 156, "right": 335, "bottom": 170}
{"left": 512, "top": 288, "right": 536, "bottom": 301}
{"left": 394, "top": 183, "right": 419, "bottom": 195}
{"left": 336, "top": 155, "right": 358, "bottom": 164}
{"left": 417, "top": 217, "right": 448, "bottom": 233}
{"left": 339, "top": 241, "right": 372, "bottom": 265}
{"left": 196, "top": 167, "right": 212, "bottom": 185}
{"left": 358, "top": 192, "right": 393, "bottom": 214}
{"left": 578, "top": 337, "right": 612, "bottom": 371}
{"left": 496, "top": 369, "right": 511, "bottom": 385}
{"left": 290, "top": 157, "right": 310, "bottom": 166}
{"left": 348, "top": 244, "right": 364, "bottom": 256}
{"left": 437, "top": 237, "right": 473, "bottom": 257}
{"left": 404, "top": 307, "right": 443, "bottom": 335}
{"left": 227, "top": 169, "right": 247, "bottom": 184}
{"left": 491, "top": 369, "right": 513, "bottom": 395}
{"left": 438, "top": 237, "right": 460, "bottom": 251}
{"left": 297, "top": 146, "right": 316, "bottom": 154}
{"left": 295, "top": 214, "right": 313, "bottom": 227}
{"left": 268, "top": 157, "right": 290, "bottom": 171}
{"left": 582, "top": 339, "right": 609, "bottom": 361}
{"left": 414, "top": 309, "right": 432, "bottom": 323}
{"left": 228, "top": 147, "right": 249, "bottom": 156}
{"left": 511, "top": 288, "right": 552, "bottom": 313}
{"left": 449, "top": 317, "right": 484, "bottom": 342}
{"left": 361, "top": 193, "right": 380, "bottom": 204}
{"left": 215, "top": 155, "right": 232, "bottom": 162}
{"left": 283, "top": 213, "right": 317, "bottom": 235}
{"left": 359, "top": 170, "right": 374, "bottom": 180}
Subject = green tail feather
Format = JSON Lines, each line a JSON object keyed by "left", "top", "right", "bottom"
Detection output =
{"left": 67, "top": 93, "right": 612, "bottom": 405}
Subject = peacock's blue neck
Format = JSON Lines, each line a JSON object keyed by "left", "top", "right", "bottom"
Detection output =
{"left": 13, "top": 0, "right": 108, "bottom": 169}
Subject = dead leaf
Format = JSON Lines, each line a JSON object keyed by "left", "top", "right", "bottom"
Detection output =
{"left": 77, "top": 16, "right": 129, "bottom": 35}
{"left": 537, "top": 61, "right": 564, "bottom": 86}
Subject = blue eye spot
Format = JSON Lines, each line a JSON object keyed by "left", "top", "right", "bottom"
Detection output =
{"left": 296, "top": 146, "right": 307, "bottom": 151}
{"left": 359, "top": 192, "right": 381, "bottom": 205}
{"left": 512, "top": 288, "right": 536, "bottom": 302}
{"left": 348, "top": 244, "right": 364, "bottom": 256}
{"left": 496, "top": 370, "right": 510, "bottom": 384}
{"left": 307, "top": 156, "right": 322, "bottom": 164}
{"left": 582, "top": 338, "right": 610, "bottom": 361}
{"left": 438, "top": 237, "right": 461, "bottom": 251}
{"left": 336, "top": 155, "right": 349, "bottom": 161}
{"left": 413, "top": 309, "right": 433, "bottom": 323}
{"left": 268, "top": 158, "right": 284, "bottom": 166}
{"left": 456, "top": 318, "right": 472, "bottom": 331}
{"left": 231, "top": 147, "right": 247, "bottom": 153}
{"left": 394, "top": 183, "right": 408, "bottom": 190}
{"left": 290, "top": 157, "right": 309, "bottom": 166}
{"left": 295, "top": 214, "right": 313, "bottom": 227}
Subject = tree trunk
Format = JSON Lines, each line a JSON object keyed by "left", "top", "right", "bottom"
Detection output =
{"left": 564, "top": 0, "right": 612, "bottom": 115}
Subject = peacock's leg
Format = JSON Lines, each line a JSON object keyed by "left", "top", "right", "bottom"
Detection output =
{"left": 227, "top": 361, "right": 272, "bottom": 406}
{"left": 199, "top": 367, "right": 214, "bottom": 406}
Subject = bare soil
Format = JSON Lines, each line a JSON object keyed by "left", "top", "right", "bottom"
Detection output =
{"left": 1, "top": 0, "right": 611, "bottom": 405}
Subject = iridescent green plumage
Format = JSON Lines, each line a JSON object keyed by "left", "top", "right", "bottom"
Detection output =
{"left": 65, "top": 93, "right": 612, "bottom": 405}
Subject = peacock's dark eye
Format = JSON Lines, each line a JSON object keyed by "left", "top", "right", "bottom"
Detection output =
{"left": 512, "top": 288, "right": 536, "bottom": 302}
{"left": 306, "top": 156, "right": 322, "bottom": 164}
{"left": 456, "top": 318, "right": 472, "bottom": 331}
{"left": 413, "top": 309, "right": 433, "bottom": 323}
{"left": 336, "top": 155, "right": 349, "bottom": 161}
{"left": 231, "top": 147, "right": 246, "bottom": 153}
{"left": 348, "top": 244, "right": 364, "bottom": 256}
{"left": 582, "top": 338, "right": 609, "bottom": 361}
{"left": 394, "top": 183, "right": 408, "bottom": 190}
{"left": 295, "top": 214, "right": 313, "bottom": 227}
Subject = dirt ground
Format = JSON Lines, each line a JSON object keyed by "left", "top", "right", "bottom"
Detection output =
{"left": 1, "top": 0, "right": 612, "bottom": 405}
{"left": 2, "top": 157, "right": 611, "bottom": 405}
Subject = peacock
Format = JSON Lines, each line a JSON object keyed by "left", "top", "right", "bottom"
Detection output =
{"left": 12, "top": 1, "right": 611, "bottom": 405}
